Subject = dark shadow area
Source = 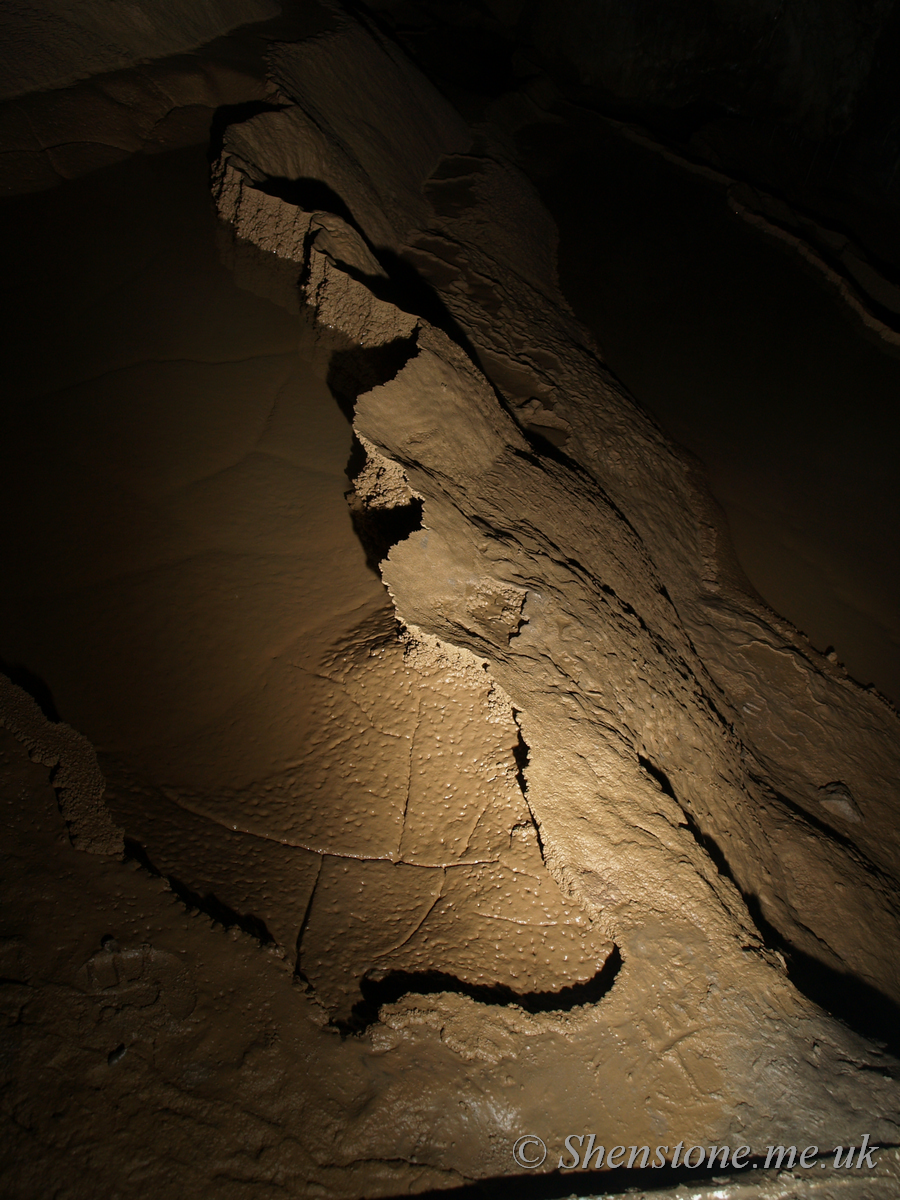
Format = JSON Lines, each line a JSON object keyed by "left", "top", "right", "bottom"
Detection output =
{"left": 347, "top": 0, "right": 521, "bottom": 108}
{"left": 511, "top": 718, "right": 530, "bottom": 800}
{"left": 252, "top": 174, "right": 486, "bottom": 357}
{"left": 405, "top": 27, "right": 520, "bottom": 101}
{"left": 346, "top": 491, "right": 425, "bottom": 574}
{"left": 514, "top": 429, "right": 585, "bottom": 478}
{"left": 510, "top": 713, "right": 546, "bottom": 861}
{"left": 743, "top": 892, "right": 900, "bottom": 1063}
{"left": 742, "top": 205, "right": 900, "bottom": 340}
{"left": 332, "top": 338, "right": 425, "bottom": 573}
{"left": 329, "top": 335, "right": 420, "bottom": 420}
{"left": 639, "top": 755, "right": 900, "bottom": 1058}
{"left": 0, "top": 661, "right": 60, "bottom": 722}
{"left": 527, "top": 118, "right": 900, "bottom": 702}
{"left": 208, "top": 100, "right": 287, "bottom": 161}
{"left": 107, "top": 1043, "right": 127, "bottom": 1066}
{"left": 336, "top": 946, "right": 622, "bottom": 1035}
{"left": 643, "top": 748, "right": 748, "bottom": 883}
{"left": 292, "top": 864, "right": 321, "bottom": 989}
{"left": 254, "top": 174, "right": 359, "bottom": 230}
{"left": 379, "top": 244, "right": 483, "bottom": 352}
{"left": 123, "top": 837, "right": 274, "bottom": 945}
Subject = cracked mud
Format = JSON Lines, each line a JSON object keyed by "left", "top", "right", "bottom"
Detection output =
{"left": 2, "top": 3, "right": 900, "bottom": 1198}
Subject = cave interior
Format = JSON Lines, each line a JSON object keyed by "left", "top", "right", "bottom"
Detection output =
{"left": 2, "top": 1, "right": 900, "bottom": 1197}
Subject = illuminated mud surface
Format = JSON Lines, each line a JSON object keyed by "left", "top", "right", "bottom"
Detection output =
{"left": 0, "top": 143, "right": 612, "bottom": 1021}
{"left": 2, "top": 7, "right": 900, "bottom": 1198}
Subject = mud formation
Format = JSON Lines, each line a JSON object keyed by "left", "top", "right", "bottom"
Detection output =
{"left": 2, "top": 2, "right": 900, "bottom": 1198}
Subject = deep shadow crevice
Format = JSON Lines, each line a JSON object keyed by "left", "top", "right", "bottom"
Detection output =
{"left": 329, "top": 334, "right": 420, "bottom": 420}
{"left": 510, "top": 709, "right": 545, "bottom": 862}
{"left": 208, "top": 100, "right": 287, "bottom": 161}
{"left": 347, "top": 491, "right": 425, "bottom": 574}
{"left": 637, "top": 756, "right": 900, "bottom": 1058}
{"left": 253, "top": 174, "right": 359, "bottom": 229}
{"left": 336, "top": 947, "right": 622, "bottom": 1036}
{"left": 743, "top": 892, "right": 900, "bottom": 1060}
{"left": 123, "top": 837, "right": 274, "bottom": 945}
{"left": 511, "top": 715, "right": 530, "bottom": 802}
{"left": 345, "top": 430, "right": 425, "bottom": 573}
{"left": 249, "top": 175, "right": 482, "bottom": 356}
{"left": 638, "top": 754, "right": 735, "bottom": 881}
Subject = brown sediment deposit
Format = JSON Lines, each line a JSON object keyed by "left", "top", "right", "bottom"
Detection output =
{"left": 2, "top": 2, "right": 900, "bottom": 1197}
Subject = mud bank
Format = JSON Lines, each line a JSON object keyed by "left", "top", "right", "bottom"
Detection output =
{"left": 2, "top": 3, "right": 900, "bottom": 1198}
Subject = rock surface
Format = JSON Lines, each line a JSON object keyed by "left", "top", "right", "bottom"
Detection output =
{"left": 2, "top": 1, "right": 900, "bottom": 1196}
{"left": 210, "top": 1, "right": 900, "bottom": 1181}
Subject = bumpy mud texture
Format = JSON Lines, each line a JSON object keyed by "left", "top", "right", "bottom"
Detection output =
{"left": 2, "top": 2, "right": 900, "bottom": 1198}
{"left": 212, "top": 1, "right": 900, "bottom": 1177}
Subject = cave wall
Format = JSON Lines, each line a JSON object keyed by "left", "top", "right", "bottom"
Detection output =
{"left": 1, "top": 2, "right": 900, "bottom": 1197}
{"left": 367, "top": 0, "right": 900, "bottom": 704}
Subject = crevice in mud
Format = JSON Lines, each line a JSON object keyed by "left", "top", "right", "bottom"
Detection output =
{"left": 637, "top": 754, "right": 676, "bottom": 799}
{"left": 122, "top": 837, "right": 274, "bottom": 946}
{"left": 293, "top": 855, "right": 323, "bottom": 986}
{"left": 744, "top": 891, "right": 900, "bottom": 1060}
{"left": 511, "top": 714, "right": 530, "bottom": 798}
{"left": 638, "top": 754, "right": 734, "bottom": 882}
{"left": 512, "top": 429, "right": 586, "bottom": 478}
{"left": 510, "top": 709, "right": 544, "bottom": 861}
{"left": 336, "top": 946, "right": 622, "bottom": 1035}
{"left": 637, "top": 757, "right": 900, "bottom": 1057}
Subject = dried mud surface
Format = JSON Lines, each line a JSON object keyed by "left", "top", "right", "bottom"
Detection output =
{"left": 2, "top": 3, "right": 900, "bottom": 1198}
